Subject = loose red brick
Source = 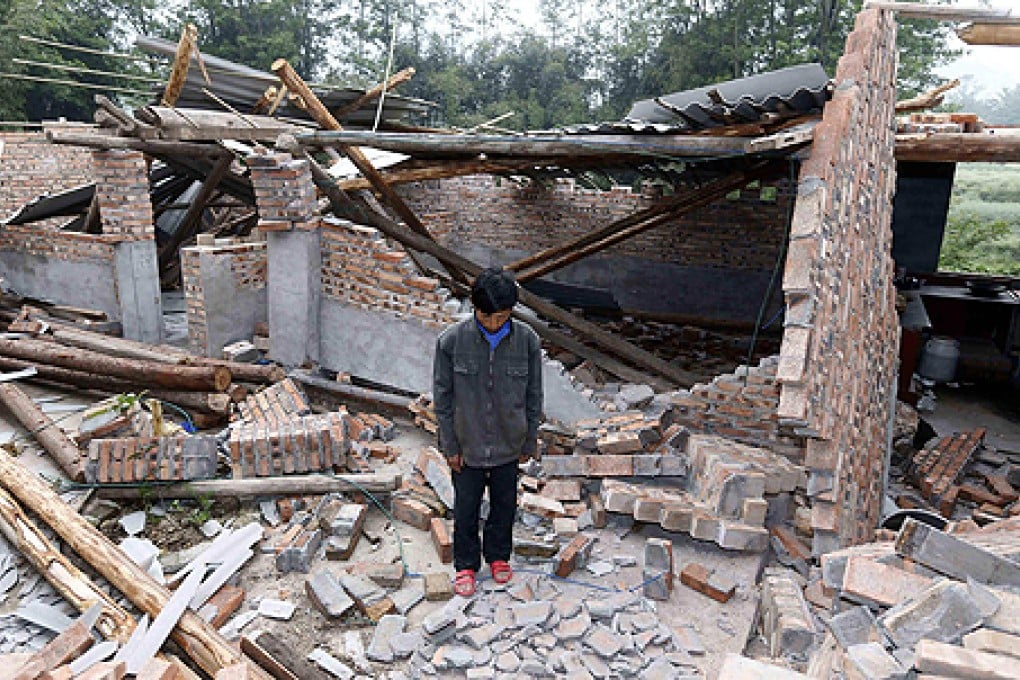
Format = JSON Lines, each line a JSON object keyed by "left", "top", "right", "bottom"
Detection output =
{"left": 391, "top": 496, "right": 434, "bottom": 531}
{"left": 430, "top": 517, "right": 452, "bottom": 564}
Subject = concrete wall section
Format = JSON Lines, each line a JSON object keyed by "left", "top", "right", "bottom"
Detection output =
{"left": 267, "top": 229, "right": 321, "bottom": 366}
{"left": 0, "top": 248, "right": 119, "bottom": 319}
{"left": 114, "top": 240, "right": 164, "bottom": 343}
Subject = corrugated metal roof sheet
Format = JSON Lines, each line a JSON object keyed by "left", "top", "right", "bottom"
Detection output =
{"left": 135, "top": 36, "right": 434, "bottom": 126}
{"left": 564, "top": 63, "right": 831, "bottom": 134}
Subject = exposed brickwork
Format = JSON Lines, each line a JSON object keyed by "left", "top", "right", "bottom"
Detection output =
{"left": 907, "top": 428, "right": 986, "bottom": 515}
{"left": 237, "top": 378, "right": 312, "bottom": 423}
{"left": 776, "top": 8, "right": 901, "bottom": 554}
{"left": 84, "top": 436, "right": 218, "bottom": 483}
{"left": 181, "top": 240, "right": 268, "bottom": 354}
{"left": 227, "top": 411, "right": 349, "bottom": 477}
{"left": 0, "top": 124, "right": 94, "bottom": 224}
{"left": 667, "top": 356, "right": 804, "bottom": 462}
{"left": 401, "top": 175, "right": 793, "bottom": 271}
{"left": 248, "top": 152, "right": 318, "bottom": 231}
{"left": 92, "top": 149, "right": 154, "bottom": 239}
{"left": 0, "top": 225, "right": 118, "bottom": 261}
{"left": 320, "top": 217, "right": 461, "bottom": 330}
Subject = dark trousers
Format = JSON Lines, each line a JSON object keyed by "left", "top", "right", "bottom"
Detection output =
{"left": 452, "top": 459, "right": 518, "bottom": 572}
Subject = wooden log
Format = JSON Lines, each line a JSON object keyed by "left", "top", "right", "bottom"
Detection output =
{"left": 957, "top": 23, "right": 1020, "bottom": 45}
{"left": 95, "top": 472, "right": 401, "bottom": 500}
{"left": 133, "top": 107, "right": 307, "bottom": 143}
{"left": 896, "top": 79, "right": 960, "bottom": 113}
{"left": 149, "top": 391, "right": 231, "bottom": 416}
{"left": 336, "top": 156, "right": 573, "bottom": 192}
{"left": 895, "top": 133, "right": 1020, "bottom": 163}
{"left": 0, "top": 452, "right": 270, "bottom": 679}
{"left": 47, "top": 131, "right": 228, "bottom": 159}
{"left": 0, "top": 485, "right": 137, "bottom": 642}
{"left": 0, "top": 384, "right": 84, "bottom": 480}
{"left": 332, "top": 67, "right": 416, "bottom": 119}
{"left": 864, "top": 1, "right": 1020, "bottom": 24}
{"left": 47, "top": 324, "right": 285, "bottom": 384}
{"left": 162, "top": 24, "right": 198, "bottom": 107}
{"left": 0, "top": 338, "right": 231, "bottom": 392}
{"left": 158, "top": 154, "right": 234, "bottom": 270}
{"left": 271, "top": 60, "right": 463, "bottom": 283}
{"left": 294, "top": 130, "right": 749, "bottom": 159}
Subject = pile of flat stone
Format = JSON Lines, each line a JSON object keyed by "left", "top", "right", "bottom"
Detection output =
{"left": 365, "top": 573, "right": 706, "bottom": 679}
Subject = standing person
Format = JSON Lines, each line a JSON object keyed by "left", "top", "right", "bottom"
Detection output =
{"left": 433, "top": 267, "right": 543, "bottom": 597}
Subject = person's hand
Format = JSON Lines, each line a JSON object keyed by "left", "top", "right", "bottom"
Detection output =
{"left": 446, "top": 454, "right": 463, "bottom": 473}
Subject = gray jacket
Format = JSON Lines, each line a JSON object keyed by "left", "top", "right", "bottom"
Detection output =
{"left": 433, "top": 317, "right": 543, "bottom": 468}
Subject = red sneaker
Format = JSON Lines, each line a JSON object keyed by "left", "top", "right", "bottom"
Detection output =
{"left": 491, "top": 560, "right": 513, "bottom": 584}
{"left": 454, "top": 569, "right": 476, "bottom": 596}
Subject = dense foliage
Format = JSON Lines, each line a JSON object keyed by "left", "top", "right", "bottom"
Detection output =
{"left": 940, "top": 164, "right": 1020, "bottom": 276}
{"left": 2, "top": 0, "right": 960, "bottom": 127}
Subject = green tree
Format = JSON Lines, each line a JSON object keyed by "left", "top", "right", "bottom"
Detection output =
{"left": 939, "top": 213, "right": 1020, "bottom": 276}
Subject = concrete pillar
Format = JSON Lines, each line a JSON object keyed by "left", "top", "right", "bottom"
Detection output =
{"left": 267, "top": 229, "right": 321, "bottom": 367}
{"left": 92, "top": 149, "right": 163, "bottom": 343}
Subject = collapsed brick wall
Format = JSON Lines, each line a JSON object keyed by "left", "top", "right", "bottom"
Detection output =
{"left": 182, "top": 241, "right": 268, "bottom": 355}
{"left": 0, "top": 225, "right": 117, "bottom": 261}
{"left": 776, "top": 9, "right": 901, "bottom": 554}
{"left": 320, "top": 219, "right": 461, "bottom": 331}
{"left": 668, "top": 356, "right": 804, "bottom": 462}
{"left": 401, "top": 175, "right": 793, "bottom": 271}
{"left": 0, "top": 123, "right": 94, "bottom": 223}
{"left": 91, "top": 149, "right": 155, "bottom": 240}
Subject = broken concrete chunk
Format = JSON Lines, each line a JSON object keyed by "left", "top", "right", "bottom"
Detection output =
{"left": 307, "top": 648, "right": 354, "bottom": 680}
{"left": 306, "top": 571, "right": 355, "bottom": 619}
{"left": 878, "top": 579, "right": 992, "bottom": 649}
{"left": 366, "top": 614, "right": 406, "bottom": 663}
{"left": 896, "top": 518, "right": 1020, "bottom": 588}
{"left": 258, "top": 598, "right": 296, "bottom": 620}
{"left": 843, "top": 642, "right": 907, "bottom": 680}
{"left": 827, "top": 606, "right": 881, "bottom": 651}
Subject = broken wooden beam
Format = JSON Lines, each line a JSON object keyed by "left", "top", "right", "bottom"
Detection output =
{"left": 162, "top": 24, "right": 199, "bottom": 107}
{"left": 159, "top": 154, "right": 234, "bottom": 271}
{"left": 95, "top": 472, "right": 401, "bottom": 500}
{"left": 864, "top": 1, "right": 1020, "bottom": 24}
{"left": 895, "top": 79, "right": 961, "bottom": 113}
{"left": 0, "top": 485, "right": 137, "bottom": 642}
{"left": 957, "top": 23, "right": 1020, "bottom": 45}
{"left": 896, "top": 132, "right": 1020, "bottom": 163}
{"left": 0, "top": 451, "right": 270, "bottom": 679}
{"left": 0, "top": 383, "right": 84, "bottom": 480}
{"left": 47, "top": 131, "right": 228, "bottom": 158}
{"left": 332, "top": 67, "right": 416, "bottom": 119}
{"left": 0, "top": 337, "right": 231, "bottom": 392}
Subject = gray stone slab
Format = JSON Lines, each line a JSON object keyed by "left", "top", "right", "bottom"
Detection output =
{"left": 367, "top": 614, "right": 407, "bottom": 663}
{"left": 306, "top": 571, "right": 355, "bottom": 618}
{"left": 896, "top": 519, "right": 1020, "bottom": 588}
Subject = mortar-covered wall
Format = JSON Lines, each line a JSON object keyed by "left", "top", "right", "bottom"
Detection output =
{"left": 776, "top": 9, "right": 900, "bottom": 554}
{"left": 0, "top": 123, "right": 94, "bottom": 223}
{"left": 400, "top": 175, "right": 793, "bottom": 320}
{"left": 182, "top": 241, "right": 268, "bottom": 356}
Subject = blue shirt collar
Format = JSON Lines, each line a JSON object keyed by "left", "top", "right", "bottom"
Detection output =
{"left": 476, "top": 318, "right": 511, "bottom": 353}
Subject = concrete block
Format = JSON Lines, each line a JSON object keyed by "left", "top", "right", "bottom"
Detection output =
{"left": 306, "top": 571, "right": 355, "bottom": 619}
{"left": 963, "top": 629, "right": 1020, "bottom": 660}
{"left": 878, "top": 580, "right": 992, "bottom": 649}
{"left": 761, "top": 568, "right": 816, "bottom": 658}
{"left": 540, "top": 455, "right": 587, "bottom": 478}
{"left": 897, "top": 519, "right": 1020, "bottom": 588}
{"left": 843, "top": 642, "right": 907, "bottom": 680}
{"left": 366, "top": 614, "right": 407, "bottom": 663}
{"left": 915, "top": 638, "right": 1020, "bottom": 679}
{"left": 632, "top": 455, "right": 662, "bottom": 476}
{"left": 424, "top": 572, "right": 452, "bottom": 601}
{"left": 717, "top": 654, "right": 809, "bottom": 678}
{"left": 390, "top": 581, "right": 425, "bottom": 615}
{"left": 659, "top": 504, "right": 693, "bottom": 533}
{"left": 679, "top": 562, "right": 735, "bottom": 603}
{"left": 828, "top": 606, "right": 881, "bottom": 651}
{"left": 339, "top": 573, "right": 386, "bottom": 613}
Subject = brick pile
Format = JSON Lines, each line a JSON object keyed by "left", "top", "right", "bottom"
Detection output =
{"left": 906, "top": 428, "right": 986, "bottom": 515}
{"left": 84, "top": 435, "right": 219, "bottom": 483}
{"left": 181, "top": 240, "right": 268, "bottom": 354}
{"left": 776, "top": 8, "right": 901, "bottom": 554}
{"left": 599, "top": 434, "right": 803, "bottom": 551}
{"left": 235, "top": 377, "right": 311, "bottom": 423}
{"left": 247, "top": 152, "right": 318, "bottom": 231}
{"left": 667, "top": 356, "right": 804, "bottom": 462}
{"left": 401, "top": 175, "right": 793, "bottom": 272}
{"left": 0, "top": 124, "right": 94, "bottom": 223}
{"left": 227, "top": 411, "right": 349, "bottom": 477}
{"left": 320, "top": 217, "right": 461, "bottom": 330}
{"left": 92, "top": 149, "right": 155, "bottom": 240}
{"left": 539, "top": 411, "right": 689, "bottom": 478}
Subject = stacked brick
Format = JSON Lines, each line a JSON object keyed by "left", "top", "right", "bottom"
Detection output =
{"left": 320, "top": 218, "right": 461, "bottom": 330}
{"left": 776, "top": 8, "right": 901, "bottom": 554}
{"left": 181, "top": 240, "right": 268, "bottom": 354}
{"left": 401, "top": 175, "right": 794, "bottom": 272}
{"left": 906, "top": 428, "right": 986, "bottom": 515}
{"left": 84, "top": 436, "right": 218, "bottom": 483}
{"left": 247, "top": 152, "right": 318, "bottom": 231}
{"left": 227, "top": 411, "right": 349, "bottom": 477}
{"left": 667, "top": 356, "right": 804, "bottom": 462}
{"left": 236, "top": 378, "right": 310, "bottom": 423}
{"left": 92, "top": 149, "right": 155, "bottom": 240}
{"left": 0, "top": 124, "right": 94, "bottom": 222}
{"left": 539, "top": 412, "right": 689, "bottom": 478}
{"left": 600, "top": 434, "right": 804, "bottom": 552}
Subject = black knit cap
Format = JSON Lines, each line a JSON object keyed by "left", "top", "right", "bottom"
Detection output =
{"left": 471, "top": 267, "right": 518, "bottom": 313}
